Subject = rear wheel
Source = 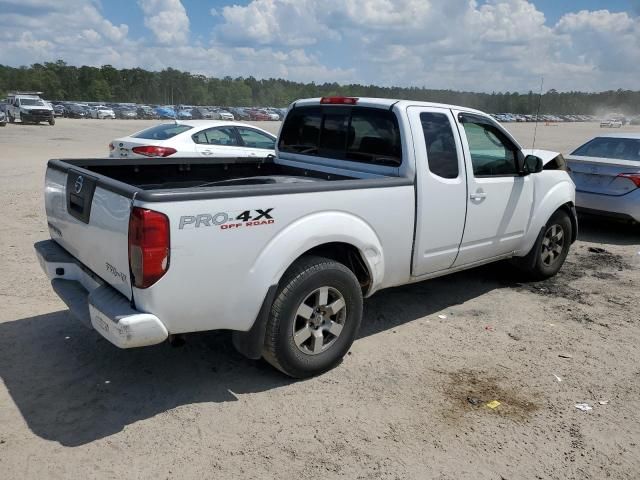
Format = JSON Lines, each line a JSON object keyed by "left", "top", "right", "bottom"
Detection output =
{"left": 263, "top": 256, "right": 363, "bottom": 378}
{"left": 512, "top": 209, "right": 572, "bottom": 280}
{"left": 8, "top": 113, "right": 15, "bottom": 123}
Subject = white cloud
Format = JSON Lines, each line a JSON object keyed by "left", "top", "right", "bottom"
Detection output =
{"left": 138, "top": 0, "right": 190, "bottom": 45}
{"left": 0, "top": 0, "right": 638, "bottom": 92}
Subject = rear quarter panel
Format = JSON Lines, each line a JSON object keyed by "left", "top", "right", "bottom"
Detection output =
{"left": 133, "top": 184, "right": 415, "bottom": 334}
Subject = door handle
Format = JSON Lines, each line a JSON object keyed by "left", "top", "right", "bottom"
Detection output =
{"left": 470, "top": 191, "right": 487, "bottom": 200}
{"left": 202, "top": 150, "right": 213, "bottom": 156}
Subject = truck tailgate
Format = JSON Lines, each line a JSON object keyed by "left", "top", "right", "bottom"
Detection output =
{"left": 45, "top": 165, "right": 133, "bottom": 299}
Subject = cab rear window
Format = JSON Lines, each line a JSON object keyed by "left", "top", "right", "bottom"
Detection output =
{"left": 133, "top": 124, "right": 193, "bottom": 140}
{"left": 279, "top": 106, "right": 402, "bottom": 166}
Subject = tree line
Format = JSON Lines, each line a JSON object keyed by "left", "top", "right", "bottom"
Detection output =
{"left": 1, "top": 60, "right": 639, "bottom": 115}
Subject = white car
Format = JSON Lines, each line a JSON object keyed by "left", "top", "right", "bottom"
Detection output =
{"left": 109, "top": 121, "right": 276, "bottom": 159}
{"left": 600, "top": 119, "right": 622, "bottom": 128}
{"left": 214, "top": 109, "right": 235, "bottom": 121}
{"left": 91, "top": 106, "right": 116, "bottom": 119}
{"left": 40, "top": 97, "right": 576, "bottom": 378}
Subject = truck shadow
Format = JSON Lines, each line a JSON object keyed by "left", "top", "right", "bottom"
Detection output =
{"left": 0, "top": 265, "right": 507, "bottom": 447}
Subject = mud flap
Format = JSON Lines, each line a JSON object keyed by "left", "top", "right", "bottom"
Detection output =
{"left": 232, "top": 285, "right": 278, "bottom": 360}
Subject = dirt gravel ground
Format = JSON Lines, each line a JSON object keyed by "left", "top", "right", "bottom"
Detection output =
{"left": 0, "top": 118, "right": 639, "bottom": 479}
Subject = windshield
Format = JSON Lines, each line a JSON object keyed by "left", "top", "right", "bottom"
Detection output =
{"left": 572, "top": 137, "right": 640, "bottom": 162}
{"left": 133, "top": 124, "right": 193, "bottom": 140}
{"left": 20, "top": 99, "right": 45, "bottom": 106}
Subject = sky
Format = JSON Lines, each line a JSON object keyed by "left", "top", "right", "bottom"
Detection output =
{"left": 0, "top": 0, "right": 639, "bottom": 93}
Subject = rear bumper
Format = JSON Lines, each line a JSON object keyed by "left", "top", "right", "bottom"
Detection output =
{"left": 35, "top": 240, "right": 168, "bottom": 348}
{"left": 576, "top": 189, "right": 640, "bottom": 222}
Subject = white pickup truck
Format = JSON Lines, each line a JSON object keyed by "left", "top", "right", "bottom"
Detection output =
{"left": 36, "top": 97, "right": 577, "bottom": 377}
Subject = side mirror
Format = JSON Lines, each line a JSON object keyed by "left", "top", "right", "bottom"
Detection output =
{"left": 524, "top": 154, "right": 543, "bottom": 174}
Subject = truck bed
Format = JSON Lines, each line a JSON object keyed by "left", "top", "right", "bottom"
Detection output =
{"left": 62, "top": 157, "right": 352, "bottom": 190}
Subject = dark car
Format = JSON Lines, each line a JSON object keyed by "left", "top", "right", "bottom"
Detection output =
{"left": 114, "top": 106, "right": 138, "bottom": 119}
{"left": 137, "top": 106, "right": 157, "bottom": 119}
{"left": 190, "top": 107, "right": 213, "bottom": 119}
{"left": 52, "top": 104, "right": 65, "bottom": 117}
{"left": 229, "top": 107, "right": 251, "bottom": 121}
{"left": 64, "top": 104, "right": 89, "bottom": 118}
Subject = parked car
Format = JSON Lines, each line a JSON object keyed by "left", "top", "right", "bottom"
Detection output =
{"left": 600, "top": 119, "right": 622, "bottom": 128}
{"left": 63, "top": 104, "right": 89, "bottom": 119}
{"left": 248, "top": 109, "right": 271, "bottom": 121}
{"left": 90, "top": 105, "right": 116, "bottom": 119}
{"left": 137, "top": 105, "right": 157, "bottom": 119}
{"left": 114, "top": 107, "right": 138, "bottom": 119}
{"left": 566, "top": 133, "right": 640, "bottom": 222}
{"left": 154, "top": 106, "right": 176, "bottom": 119}
{"left": 176, "top": 109, "right": 193, "bottom": 120}
{"left": 190, "top": 107, "right": 213, "bottom": 120}
{"left": 229, "top": 107, "right": 251, "bottom": 120}
{"left": 39, "top": 96, "right": 576, "bottom": 378}
{"left": 108, "top": 121, "right": 276, "bottom": 159}
{"left": 52, "top": 104, "right": 65, "bottom": 117}
{"left": 0, "top": 106, "right": 6, "bottom": 126}
{"left": 215, "top": 109, "right": 235, "bottom": 121}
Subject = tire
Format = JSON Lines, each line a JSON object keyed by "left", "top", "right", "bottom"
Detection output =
{"left": 49, "top": 118, "right": 55, "bottom": 126}
{"left": 512, "top": 209, "right": 572, "bottom": 280}
{"left": 8, "top": 113, "right": 15, "bottom": 123}
{"left": 263, "top": 256, "right": 363, "bottom": 378}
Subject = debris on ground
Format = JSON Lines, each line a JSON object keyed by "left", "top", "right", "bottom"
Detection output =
{"left": 575, "top": 403, "right": 593, "bottom": 412}
{"left": 438, "top": 314, "right": 447, "bottom": 319}
{"left": 486, "top": 400, "right": 501, "bottom": 409}
{"left": 588, "top": 247, "right": 607, "bottom": 254}
{"left": 553, "top": 374, "right": 562, "bottom": 382}
{"left": 598, "top": 400, "right": 609, "bottom": 405}
{"left": 467, "top": 397, "right": 481, "bottom": 406}
{"left": 558, "top": 353, "right": 573, "bottom": 359}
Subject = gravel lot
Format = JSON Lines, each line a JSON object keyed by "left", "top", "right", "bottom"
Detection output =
{"left": 0, "top": 118, "right": 639, "bottom": 479}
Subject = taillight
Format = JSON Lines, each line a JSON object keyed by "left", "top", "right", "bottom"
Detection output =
{"left": 617, "top": 173, "right": 640, "bottom": 188}
{"left": 128, "top": 208, "right": 170, "bottom": 289}
{"left": 132, "top": 146, "right": 177, "bottom": 157}
{"left": 320, "top": 96, "right": 358, "bottom": 105}
{"left": 109, "top": 142, "right": 115, "bottom": 151}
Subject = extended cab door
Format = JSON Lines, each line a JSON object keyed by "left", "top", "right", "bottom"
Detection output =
{"left": 452, "top": 112, "right": 533, "bottom": 267}
{"left": 409, "top": 106, "right": 467, "bottom": 275}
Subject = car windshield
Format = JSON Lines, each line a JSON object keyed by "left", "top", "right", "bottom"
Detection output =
{"left": 572, "top": 137, "right": 640, "bottom": 162}
{"left": 20, "top": 99, "right": 45, "bottom": 106}
{"left": 133, "top": 124, "right": 193, "bottom": 140}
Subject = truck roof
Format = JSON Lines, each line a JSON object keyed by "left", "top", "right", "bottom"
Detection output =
{"left": 292, "top": 97, "right": 486, "bottom": 115}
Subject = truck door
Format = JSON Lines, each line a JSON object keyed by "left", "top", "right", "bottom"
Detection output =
{"left": 408, "top": 106, "right": 467, "bottom": 276}
{"left": 452, "top": 112, "right": 533, "bottom": 267}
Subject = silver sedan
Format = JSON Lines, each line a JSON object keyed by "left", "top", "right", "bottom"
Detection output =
{"left": 565, "top": 133, "right": 640, "bottom": 222}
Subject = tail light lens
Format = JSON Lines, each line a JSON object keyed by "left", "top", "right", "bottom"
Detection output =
{"left": 132, "top": 146, "right": 177, "bottom": 157}
{"left": 109, "top": 142, "right": 115, "bottom": 151}
{"left": 128, "top": 208, "right": 170, "bottom": 289}
{"left": 320, "top": 96, "right": 358, "bottom": 105}
{"left": 617, "top": 173, "right": 640, "bottom": 188}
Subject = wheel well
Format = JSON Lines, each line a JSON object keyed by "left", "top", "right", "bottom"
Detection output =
{"left": 296, "top": 242, "right": 372, "bottom": 293}
{"left": 559, "top": 202, "right": 578, "bottom": 243}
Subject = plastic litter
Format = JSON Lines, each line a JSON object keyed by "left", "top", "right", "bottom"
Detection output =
{"left": 575, "top": 403, "right": 592, "bottom": 412}
{"left": 467, "top": 397, "right": 481, "bottom": 406}
{"left": 558, "top": 353, "right": 573, "bottom": 359}
{"left": 553, "top": 374, "right": 562, "bottom": 382}
{"left": 437, "top": 314, "right": 447, "bottom": 319}
{"left": 598, "top": 400, "right": 609, "bottom": 405}
{"left": 486, "top": 400, "right": 501, "bottom": 409}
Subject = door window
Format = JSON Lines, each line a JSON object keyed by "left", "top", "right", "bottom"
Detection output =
{"left": 462, "top": 122, "right": 518, "bottom": 176}
{"left": 420, "top": 112, "right": 459, "bottom": 179}
{"left": 236, "top": 128, "right": 276, "bottom": 149}
{"left": 192, "top": 127, "right": 239, "bottom": 146}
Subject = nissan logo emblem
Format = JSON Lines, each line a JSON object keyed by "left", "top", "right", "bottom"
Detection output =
{"left": 74, "top": 176, "right": 84, "bottom": 194}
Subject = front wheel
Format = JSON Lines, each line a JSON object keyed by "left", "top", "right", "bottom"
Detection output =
{"left": 49, "top": 118, "right": 55, "bottom": 126}
{"left": 512, "top": 209, "right": 572, "bottom": 280}
{"left": 263, "top": 256, "right": 363, "bottom": 378}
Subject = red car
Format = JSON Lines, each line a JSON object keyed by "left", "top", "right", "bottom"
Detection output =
{"left": 248, "top": 109, "right": 270, "bottom": 121}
